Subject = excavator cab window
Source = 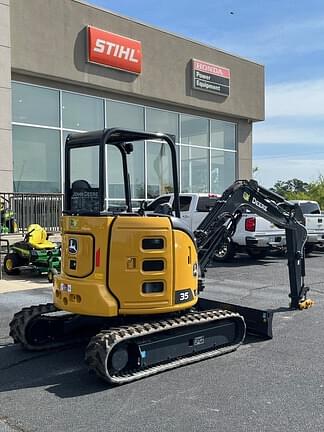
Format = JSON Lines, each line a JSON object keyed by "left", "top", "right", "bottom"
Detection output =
{"left": 69, "top": 145, "right": 100, "bottom": 213}
{"left": 64, "top": 128, "right": 181, "bottom": 217}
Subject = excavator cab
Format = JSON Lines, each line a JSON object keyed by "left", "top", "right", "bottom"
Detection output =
{"left": 55, "top": 128, "right": 199, "bottom": 317}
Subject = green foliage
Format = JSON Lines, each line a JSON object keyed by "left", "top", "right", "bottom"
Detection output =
{"left": 306, "top": 175, "right": 324, "bottom": 209}
{"left": 271, "top": 178, "right": 308, "bottom": 196}
{"left": 271, "top": 176, "right": 324, "bottom": 209}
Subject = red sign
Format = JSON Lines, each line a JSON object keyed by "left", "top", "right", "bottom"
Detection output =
{"left": 87, "top": 26, "right": 142, "bottom": 74}
{"left": 193, "top": 60, "right": 230, "bottom": 79}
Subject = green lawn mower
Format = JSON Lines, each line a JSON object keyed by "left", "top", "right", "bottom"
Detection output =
{"left": 3, "top": 224, "right": 61, "bottom": 282}
{"left": 0, "top": 197, "right": 18, "bottom": 234}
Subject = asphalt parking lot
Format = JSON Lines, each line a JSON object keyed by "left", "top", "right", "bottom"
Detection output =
{"left": 1, "top": 251, "right": 324, "bottom": 432}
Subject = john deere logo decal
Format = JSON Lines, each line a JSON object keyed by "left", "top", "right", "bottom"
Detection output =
{"left": 243, "top": 192, "right": 250, "bottom": 202}
{"left": 68, "top": 238, "right": 78, "bottom": 254}
{"left": 69, "top": 218, "right": 78, "bottom": 228}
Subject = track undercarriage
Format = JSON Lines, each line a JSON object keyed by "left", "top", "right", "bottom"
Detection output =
{"left": 9, "top": 301, "right": 249, "bottom": 385}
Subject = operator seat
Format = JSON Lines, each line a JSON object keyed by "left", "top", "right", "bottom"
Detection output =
{"left": 26, "top": 224, "right": 56, "bottom": 249}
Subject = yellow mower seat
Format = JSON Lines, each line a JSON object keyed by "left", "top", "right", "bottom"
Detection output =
{"left": 27, "top": 224, "right": 56, "bottom": 249}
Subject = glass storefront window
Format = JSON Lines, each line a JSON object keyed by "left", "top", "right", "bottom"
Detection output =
{"left": 11, "top": 82, "right": 238, "bottom": 196}
{"left": 211, "top": 149, "right": 236, "bottom": 194}
{"left": 12, "top": 82, "right": 59, "bottom": 127}
{"left": 62, "top": 92, "right": 104, "bottom": 130}
{"left": 146, "top": 108, "right": 179, "bottom": 141}
{"left": 211, "top": 119, "right": 236, "bottom": 150}
{"left": 181, "top": 114, "right": 209, "bottom": 147}
{"left": 181, "top": 146, "right": 209, "bottom": 193}
{"left": 13, "top": 126, "right": 60, "bottom": 192}
{"left": 147, "top": 141, "right": 173, "bottom": 198}
{"left": 106, "top": 100, "right": 144, "bottom": 130}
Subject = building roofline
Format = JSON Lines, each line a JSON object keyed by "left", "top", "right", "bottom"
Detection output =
{"left": 72, "top": 0, "right": 264, "bottom": 68}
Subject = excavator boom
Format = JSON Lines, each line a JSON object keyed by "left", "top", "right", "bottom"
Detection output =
{"left": 195, "top": 179, "right": 310, "bottom": 309}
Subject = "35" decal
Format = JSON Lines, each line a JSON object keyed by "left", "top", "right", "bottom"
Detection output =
{"left": 175, "top": 289, "right": 194, "bottom": 304}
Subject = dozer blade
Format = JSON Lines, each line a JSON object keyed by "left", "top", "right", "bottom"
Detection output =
{"left": 197, "top": 298, "right": 274, "bottom": 339}
{"left": 85, "top": 309, "right": 245, "bottom": 385}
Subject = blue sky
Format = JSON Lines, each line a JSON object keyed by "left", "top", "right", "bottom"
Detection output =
{"left": 89, "top": 0, "right": 324, "bottom": 188}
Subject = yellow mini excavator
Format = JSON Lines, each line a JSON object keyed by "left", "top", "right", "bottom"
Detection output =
{"left": 9, "top": 129, "right": 313, "bottom": 385}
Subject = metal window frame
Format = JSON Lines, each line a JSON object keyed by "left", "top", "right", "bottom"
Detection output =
{"left": 11, "top": 80, "right": 238, "bottom": 198}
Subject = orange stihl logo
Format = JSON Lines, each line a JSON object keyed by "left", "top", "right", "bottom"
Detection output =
{"left": 88, "top": 26, "right": 142, "bottom": 74}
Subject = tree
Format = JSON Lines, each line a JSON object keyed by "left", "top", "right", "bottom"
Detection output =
{"left": 271, "top": 178, "right": 309, "bottom": 197}
{"left": 270, "top": 176, "right": 324, "bottom": 209}
{"left": 304, "top": 175, "right": 324, "bottom": 209}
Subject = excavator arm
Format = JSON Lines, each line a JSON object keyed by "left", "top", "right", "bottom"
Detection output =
{"left": 195, "top": 179, "right": 313, "bottom": 310}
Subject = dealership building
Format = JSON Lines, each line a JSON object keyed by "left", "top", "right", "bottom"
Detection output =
{"left": 0, "top": 0, "right": 264, "bottom": 205}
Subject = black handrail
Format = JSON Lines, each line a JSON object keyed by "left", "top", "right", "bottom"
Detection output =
{"left": 0, "top": 192, "right": 63, "bottom": 233}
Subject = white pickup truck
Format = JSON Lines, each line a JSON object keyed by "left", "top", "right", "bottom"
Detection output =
{"left": 289, "top": 200, "right": 324, "bottom": 253}
{"left": 145, "top": 193, "right": 286, "bottom": 261}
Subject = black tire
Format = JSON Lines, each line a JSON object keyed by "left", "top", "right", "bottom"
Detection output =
{"left": 213, "top": 238, "right": 235, "bottom": 262}
{"left": 246, "top": 248, "right": 268, "bottom": 259}
{"left": 47, "top": 268, "right": 58, "bottom": 283}
{"left": 305, "top": 244, "right": 314, "bottom": 255}
{"left": 3, "top": 253, "right": 22, "bottom": 275}
{"left": 315, "top": 243, "right": 324, "bottom": 252}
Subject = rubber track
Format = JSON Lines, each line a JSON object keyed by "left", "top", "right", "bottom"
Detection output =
{"left": 9, "top": 303, "right": 84, "bottom": 351}
{"left": 85, "top": 309, "right": 245, "bottom": 385}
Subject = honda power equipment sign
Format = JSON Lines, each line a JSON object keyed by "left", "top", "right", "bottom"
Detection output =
{"left": 87, "top": 26, "right": 142, "bottom": 74}
{"left": 192, "top": 59, "right": 230, "bottom": 96}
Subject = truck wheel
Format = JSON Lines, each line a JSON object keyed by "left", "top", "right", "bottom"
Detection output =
{"left": 305, "top": 244, "right": 314, "bottom": 255}
{"left": 246, "top": 248, "right": 268, "bottom": 259}
{"left": 213, "top": 238, "right": 235, "bottom": 262}
{"left": 315, "top": 243, "right": 324, "bottom": 252}
{"left": 3, "top": 253, "right": 21, "bottom": 275}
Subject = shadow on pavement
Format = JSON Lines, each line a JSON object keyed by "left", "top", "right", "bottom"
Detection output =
{"left": 0, "top": 343, "right": 112, "bottom": 398}
{"left": 208, "top": 250, "right": 323, "bottom": 269}
{"left": 209, "top": 256, "right": 275, "bottom": 268}
{"left": 268, "top": 306, "right": 292, "bottom": 314}
{"left": 0, "top": 327, "right": 275, "bottom": 399}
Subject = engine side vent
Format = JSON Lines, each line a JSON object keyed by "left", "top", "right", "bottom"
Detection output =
{"left": 142, "top": 238, "right": 164, "bottom": 250}
{"left": 142, "top": 260, "right": 164, "bottom": 272}
{"left": 142, "top": 282, "right": 164, "bottom": 293}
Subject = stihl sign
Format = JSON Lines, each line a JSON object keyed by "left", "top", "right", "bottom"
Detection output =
{"left": 87, "top": 26, "right": 142, "bottom": 74}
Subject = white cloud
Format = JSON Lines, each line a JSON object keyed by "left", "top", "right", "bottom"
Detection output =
{"left": 254, "top": 158, "right": 324, "bottom": 188}
{"left": 253, "top": 79, "right": 324, "bottom": 148}
{"left": 266, "top": 79, "right": 324, "bottom": 118}
{"left": 254, "top": 17, "right": 324, "bottom": 58}
{"left": 253, "top": 123, "right": 324, "bottom": 145}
